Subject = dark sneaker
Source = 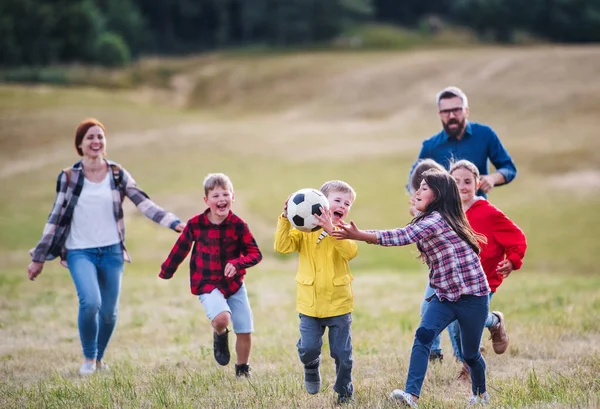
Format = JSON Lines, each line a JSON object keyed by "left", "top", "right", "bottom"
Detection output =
{"left": 235, "top": 363, "right": 251, "bottom": 378}
{"left": 337, "top": 394, "right": 354, "bottom": 405}
{"left": 304, "top": 363, "right": 321, "bottom": 394}
{"left": 428, "top": 351, "right": 444, "bottom": 363}
{"left": 213, "top": 329, "right": 230, "bottom": 366}
{"left": 488, "top": 311, "right": 509, "bottom": 354}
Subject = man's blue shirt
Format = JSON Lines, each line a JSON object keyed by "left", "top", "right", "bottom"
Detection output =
{"left": 408, "top": 122, "right": 517, "bottom": 197}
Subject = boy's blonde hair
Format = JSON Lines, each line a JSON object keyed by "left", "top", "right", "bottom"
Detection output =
{"left": 409, "top": 159, "right": 446, "bottom": 193}
{"left": 449, "top": 159, "right": 480, "bottom": 179}
{"left": 203, "top": 173, "right": 234, "bottom": 196}
{"left": 320, "top": 180, "right": 356, "bottom": 203}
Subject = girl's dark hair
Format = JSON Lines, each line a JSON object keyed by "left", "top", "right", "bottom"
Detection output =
{"left": 413, "top": 169, "right": 486, "bottom": 255}
{"left": 409, "top": 159, "right": 446, "bottom": 193}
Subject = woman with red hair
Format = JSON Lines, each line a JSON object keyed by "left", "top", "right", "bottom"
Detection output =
{"left": 27, "top": 118, "right": 184, "bottom": 375}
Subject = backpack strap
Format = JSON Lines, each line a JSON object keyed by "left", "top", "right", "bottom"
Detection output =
{"left": 109, "top": 164, "right": 125, "bottom": 195}
{"left": 62, "top": 168, "right": 72, "bottom": 187}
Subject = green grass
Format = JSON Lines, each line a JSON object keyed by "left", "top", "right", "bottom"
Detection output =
{"left": 1, "top": 46, "right": 600, "bottom": 408}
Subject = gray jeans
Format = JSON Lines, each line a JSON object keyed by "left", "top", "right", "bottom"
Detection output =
{"left": 297, "top": 313, "right": 353, "bottom": 397}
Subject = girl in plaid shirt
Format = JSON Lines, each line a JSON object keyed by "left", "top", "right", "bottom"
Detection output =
{"left": 333, "top": 170, "right": 491, "bottom": 407}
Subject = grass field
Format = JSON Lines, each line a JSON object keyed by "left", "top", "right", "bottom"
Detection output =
{"left": 1, "top": 46, "right": 599, "bottom": 408}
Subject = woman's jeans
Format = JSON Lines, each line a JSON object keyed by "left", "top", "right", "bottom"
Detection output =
{"left": 406, "top": 294, "right": 489, "bottom": 397}
{"left": 67, "top": 244, "right": 124, "bottom": 361}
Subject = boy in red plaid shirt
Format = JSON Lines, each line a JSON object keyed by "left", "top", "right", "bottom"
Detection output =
{"left": 159, "top": 173, "right": 262, "bottom": 377}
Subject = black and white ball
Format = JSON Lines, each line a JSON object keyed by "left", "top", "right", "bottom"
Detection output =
{"left": 287, "top": 188, "right": 330, "bottom": 232}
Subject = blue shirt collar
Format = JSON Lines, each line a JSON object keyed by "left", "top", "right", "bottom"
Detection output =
{"left": 442, "top": 121, "right": 472, "bottom": 141}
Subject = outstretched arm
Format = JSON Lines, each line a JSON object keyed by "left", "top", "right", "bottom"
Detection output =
{"left": 333, "top": 213, "right": 443, "bottom": 247}
{"left": 121, "top": 167, "right": 183, "bottom": 231}
{"left": 159, "top": 222, "right": 193, "bottom": 279}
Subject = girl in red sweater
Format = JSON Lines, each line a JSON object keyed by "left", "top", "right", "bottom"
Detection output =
{"left": 449, "top": 159, "right": 527, "bottom": 379}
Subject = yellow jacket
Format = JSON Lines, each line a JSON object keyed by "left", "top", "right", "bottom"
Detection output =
{"left": 274, "top": 215, "right": 358, "bottom": 318}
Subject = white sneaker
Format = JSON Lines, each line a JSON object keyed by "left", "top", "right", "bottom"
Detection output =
{"left": 389, "top": 389, "right": 418, "bottom": 408}
{"left": 79, "top": 361, "right": 97, "bottom": 375}
{"left": 468, "top": 392, "right": 490, "bottom": 406}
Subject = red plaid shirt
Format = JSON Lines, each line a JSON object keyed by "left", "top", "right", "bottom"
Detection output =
{"left": 159, "top": 210, "right": 262, "bottom": 298}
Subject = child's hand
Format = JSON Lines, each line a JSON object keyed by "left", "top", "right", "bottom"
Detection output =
{"left": 496, "top": 259, "right": 514, "bottom": 278}
{"left": 283, "top": 194, "right": 292, "bottom": 218}
{"left": 313, "top": 207, "right": 334, "bottom": 234}
{"left": 224, "top": 262, "right": 237, "bottom": 278}
{"left": 174, "top": 222, "right": 185, "bottom": 232}
{"left": 332, "top": 220, "right": 360, "bottom": 240}
{"left": 408, "top": 194, "right": 418, "bottom": 217}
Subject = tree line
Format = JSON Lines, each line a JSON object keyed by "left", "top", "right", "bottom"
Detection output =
{"left": 2, "top": 0, "right": 600, "bottom": 67}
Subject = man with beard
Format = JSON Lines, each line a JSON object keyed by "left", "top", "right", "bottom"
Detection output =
{"left": 408, "top": 86, "right": 517, "bottom": 197}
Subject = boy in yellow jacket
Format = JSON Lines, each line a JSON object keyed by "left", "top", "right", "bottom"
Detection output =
{"left": 274, "top": 180, "right": 358, "bottom": 405}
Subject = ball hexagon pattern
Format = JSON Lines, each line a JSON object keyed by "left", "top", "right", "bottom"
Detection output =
{"left": 287, "top": 188, "right": 330, "bottom": 232}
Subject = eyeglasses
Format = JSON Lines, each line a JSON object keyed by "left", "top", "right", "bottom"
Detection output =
{"left": 439, "top": 107, "right": 464, "bottom": 117}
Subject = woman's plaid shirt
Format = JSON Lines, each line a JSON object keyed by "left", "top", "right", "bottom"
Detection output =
{"left": 375, "top": 211, "right": 490, "bottom": 302}
{"left": 30, "top": 160, "right": 181, "bottom": 265}
{"left": 159, "top": 210, "right": 262, "bottom": 298}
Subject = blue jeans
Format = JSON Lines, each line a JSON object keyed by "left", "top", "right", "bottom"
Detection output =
{"left": 420, "top": 283, "right": 442, "bottom": 354}
{"left": 448, "top": 292, "right": 495, "bottom": 362}
{"left": 406, "top": 294, "right": 489, "bottom": 397}
{"left": 297, "top": 313, "right": 353, "bottom": 397}
{"left": 66, "top": 244, "right": 124, "bottom": 361}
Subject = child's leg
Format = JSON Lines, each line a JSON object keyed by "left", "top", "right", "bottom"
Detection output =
{"left": 447, "top": 320, "right": 463, "bottom": 361}
{"left": 405, "top": 296, "right": 456, "bottom": 398}
{"left": 228, "top": 283, "right": 254, "bottom": 365}
{"left": 326, "top": 313, "right": 353, "bottom": 398}
{"left": 297, "top": 314, "right": 325, "bottom": 366}
{"left": 235, "top": 334, "right": 251, "bottom": 364}
{"left": 455, "top": 295, "right": 489, "bottom": 396}
{"left": 297, "top": 314, "right": 325, "bottom": 394}
{"left": 199, "top": 289, "right": 232, "bottom": 366}
{"left": 484, "top": 293, "right": 497, "bottom": 328}
{"left": 421, "top": 283, "right": 443, "bottom": 357}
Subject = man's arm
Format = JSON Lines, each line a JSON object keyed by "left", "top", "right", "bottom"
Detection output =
{"left": 485, "top": 128, "right": 517, "bottom": 189}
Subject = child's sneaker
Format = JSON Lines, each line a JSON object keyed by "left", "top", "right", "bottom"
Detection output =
{"left": 488, "top": 311, "right": 509, "bottom": 354}
{"left": 213, "top": 329, "right": 231, "bottom": 366}
{"left": 235, "top": 363, "right": 251, "bottom": 378}
{"left": 468, "top": 392, "right": 490, "bottom": 406}
{"left": 304, "top": 362, "right": 321, "bottom": 394}
{"left": 389, "top": 389, "right": 418, "bottom": 408}
{"left": 337, "top": 394, "right": 354, "bottom": 405}
{"left": 428, "top": 351, "right": 444, "bottom": 363}
{"left": 79, "top": 361, "right": 96, "bottom": 376}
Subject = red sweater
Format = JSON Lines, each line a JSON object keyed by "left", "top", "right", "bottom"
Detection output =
{"left": 466, "top": 199, "right": 527, "bottom": 293}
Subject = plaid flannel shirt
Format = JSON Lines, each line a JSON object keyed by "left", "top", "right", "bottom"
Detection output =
{"left": 159, "top": 210, "right": 262, "bottom": 298}
{"left": 375, "top": 211, "right": 490, "bottom": 302}
{"left": 30, "top": 160, "right": 181, "bottom": 266}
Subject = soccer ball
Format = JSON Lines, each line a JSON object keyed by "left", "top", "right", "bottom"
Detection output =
{"left": 287, "top": 188, "right": 330, "bottom": 232}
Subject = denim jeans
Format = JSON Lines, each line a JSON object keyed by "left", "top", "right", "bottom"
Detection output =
{"left": 66, "top": 243, "right": 124, "bottom": 361}
{"left": 297, "top": 313, "right": 353, "bottom": 397}
{"left": 420, "top": 283, "right": 442, "bottom": 354}
{"left": 406, "top": 294, "right": 489, "bottom": 397}
{"left": 448, "top": 292, "right": 495, "bottom": 362}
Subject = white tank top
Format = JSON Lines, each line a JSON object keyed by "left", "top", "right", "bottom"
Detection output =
{"left": 65, "top": 173, "right": 121, "bottom": 250}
